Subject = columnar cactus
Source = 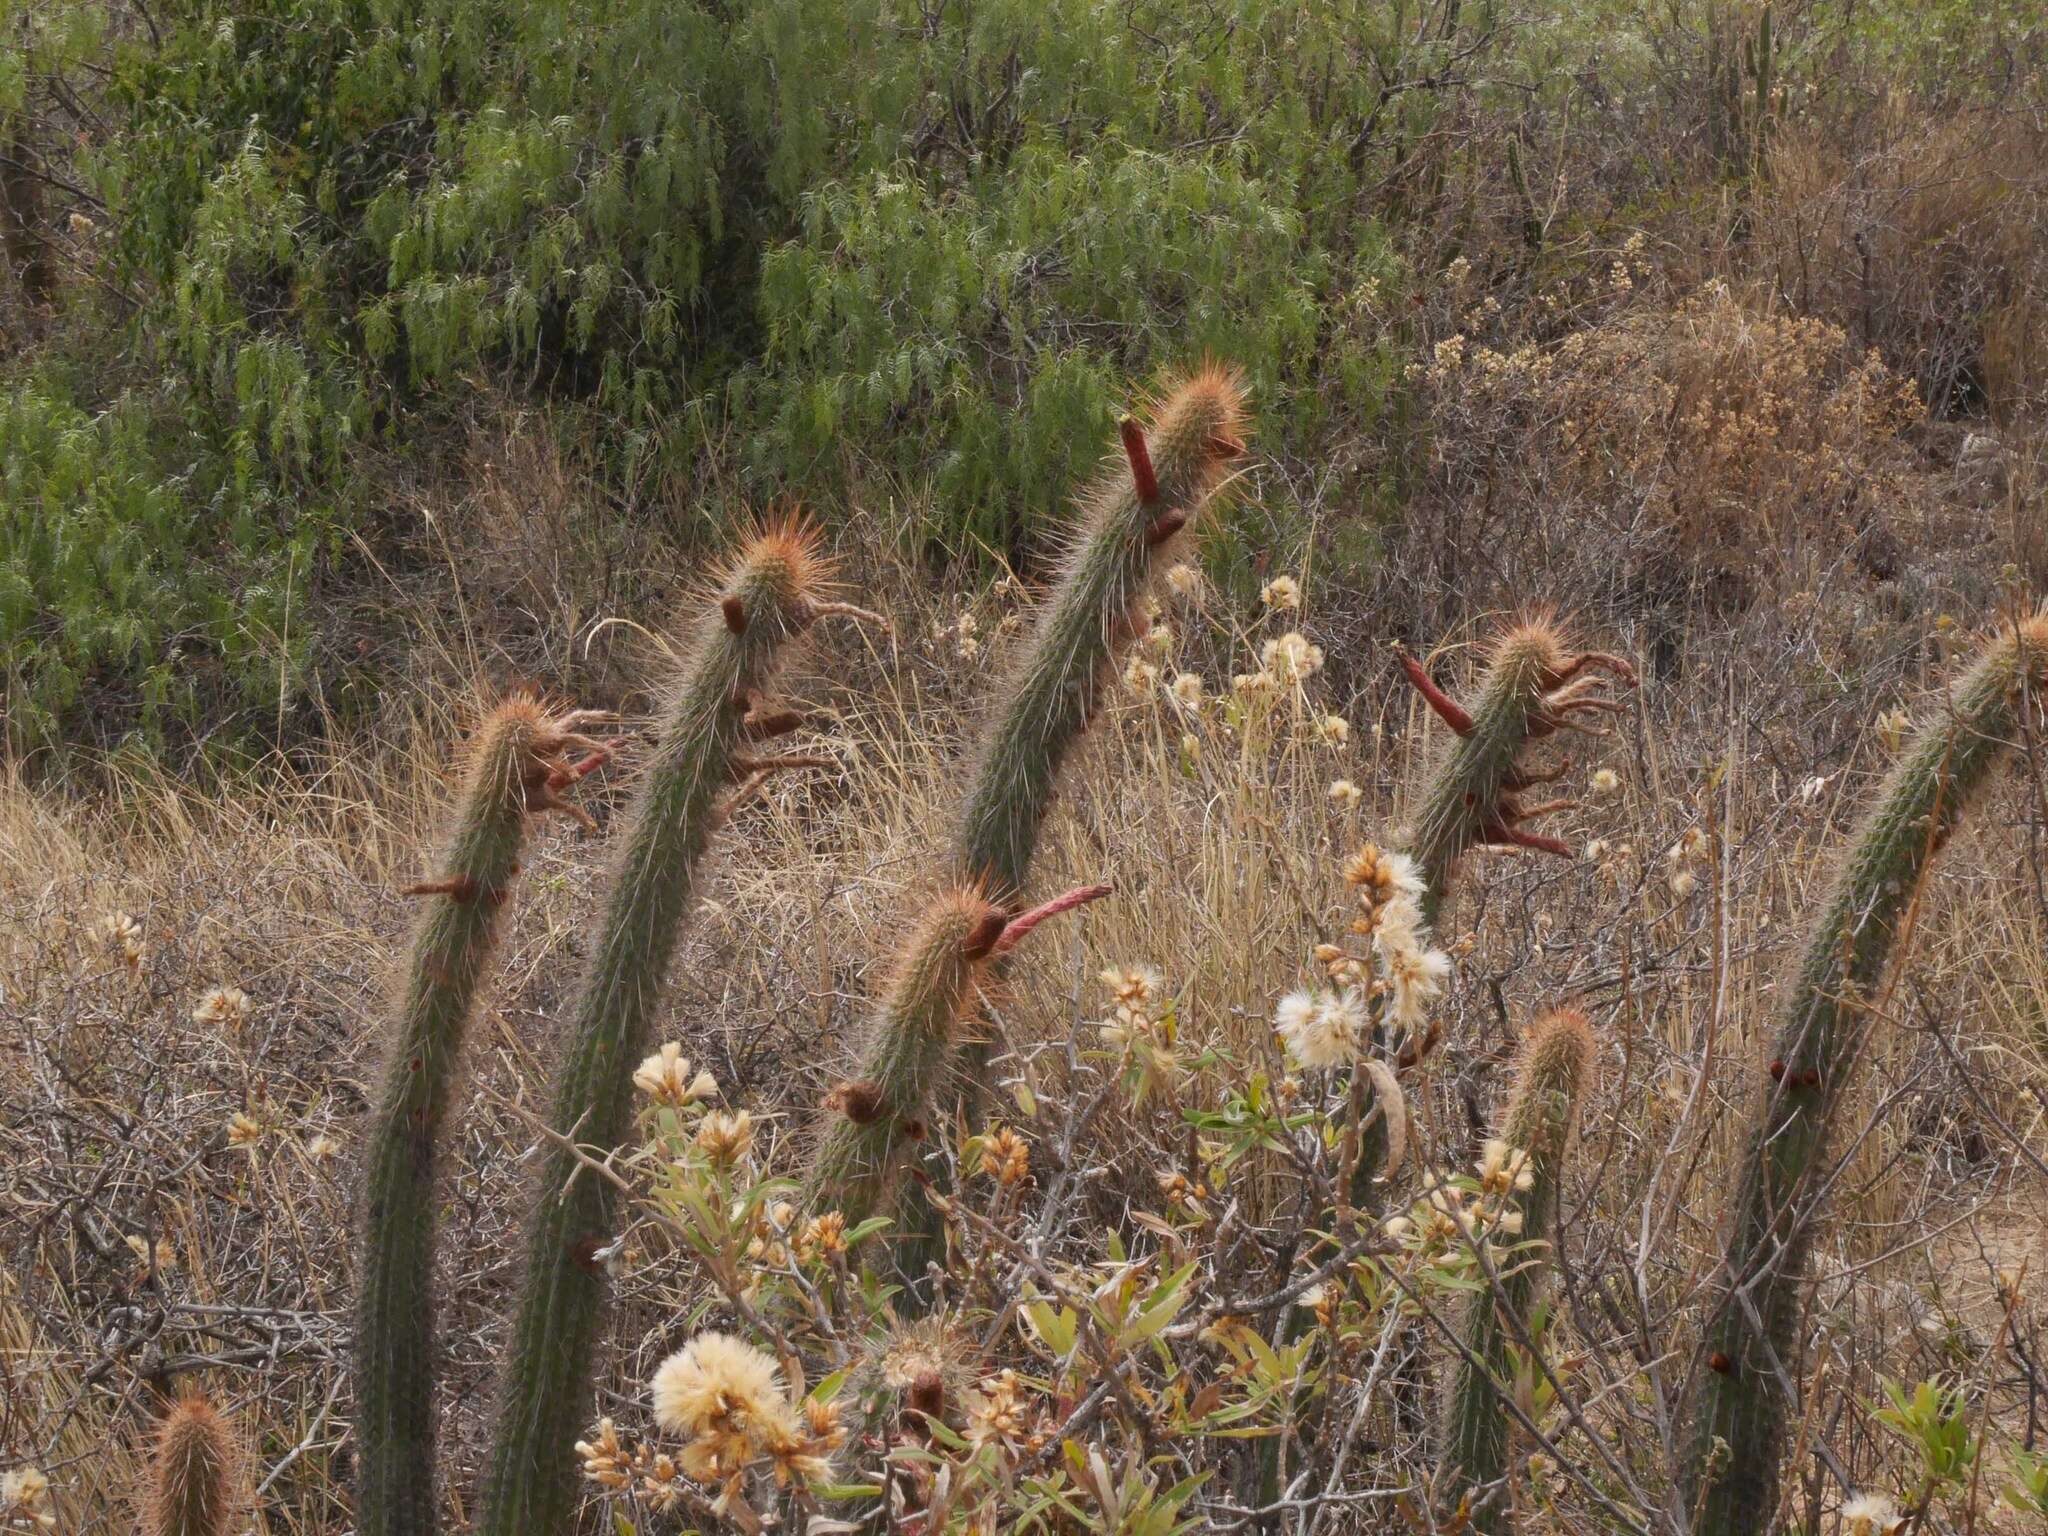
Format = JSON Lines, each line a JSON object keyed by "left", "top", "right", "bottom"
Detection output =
{"left": 1681, "top": 612, "right": 2048, "bottom": 1530}
{"left": 808, "top": 882, "right": 1108, "bottom": 1271}
{"left": 480, "top": 522, "right": 860, "bottom": 1536}
{"left": 953, "top": 365, "right": 1247, "bottom": 901}
{"left": 1399, "top": 619, "right": 1636, "bottom": 924}
{"left": 356, "top": 696, "right": 612, "bottom": 1536}
{"left": 146, "top": 1392, "right": 240, "bottom": 1536}
{"left": 1444, "top": 1007, "right": 1598, "bottom": 1527}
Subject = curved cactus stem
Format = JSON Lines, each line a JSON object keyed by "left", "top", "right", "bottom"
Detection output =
{"left": 355, "top": 697, "right": 610, "bottom": 1536}
{"left": 1680, "top": 612, "right": 2048, "bottom": 1531}
{"left": 478, "top": 524, "right": 835, "bottom": 1536}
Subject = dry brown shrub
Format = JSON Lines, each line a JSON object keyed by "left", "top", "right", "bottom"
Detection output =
{"left": 1423, "top": 279, "right": 1925, "bottom": 612}
{"left": 1756, "top": 110, "right": 2048, "bottom": 420}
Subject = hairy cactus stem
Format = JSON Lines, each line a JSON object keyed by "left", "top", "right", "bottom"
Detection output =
{"left": 806, "top": 880, "right": 1108, "bottom": 1270}
{"left": 355, "top": 696, "right": 614, "bottom": 1536}
{"left": 1680, "top": 610, "right": 2048, "bottom": 1533}
{"left": 146, "top": 1391, "right": 242, "bottom": 1536}
{"left": 479, "top": 521, "right": 847, "bottom": 1536}
{"left": 1444, "top": 1008, "right": 1599, "bottom": 1529}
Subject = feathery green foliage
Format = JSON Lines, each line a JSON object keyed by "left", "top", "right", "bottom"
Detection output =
{"left": 145, "top": 1393, "right": 239, "bottom": 1536}
{"left": 479, "top": 524, "right": 838, "bottom": 1536}
{"left": 354, "top": 696, "right": 610, "bottom": 1536}
{"left": 1444, "top": 1008, "right": 1598, "bottom": 1527}
{"left": 1682, "top": 611, "right": 2048, "bottom": 1530}
{"left": 1402, "top": 620, "right": 1636, "bottom": 925}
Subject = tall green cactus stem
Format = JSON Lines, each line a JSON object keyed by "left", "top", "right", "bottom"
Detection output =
{"left": 355, "top": 696, "right": 612, "bottom": 1536}
{"left": 146, "top": 1392, "right": 241, "bottom": 1536}
{"left": 1444, "top": 1007, "right": 1598, "bottom": 1528}
{"left": 807, "top": 882, "right": 1109, "bottom": 1274}
{"left": 954, "top": 364, "right": 1247, "bottom": 901}
{"left": 1400, "top": 618, "right": 1636, "bottom": 925}
{"left": 481, "top": 523, "right": 848, "bottom": 1536}
{"left": 1682, "top": 612, "right": 2048, "bottom": 1532}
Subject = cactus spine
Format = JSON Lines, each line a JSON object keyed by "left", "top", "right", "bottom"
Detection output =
{"left": 808, "top": 882, "right": 1108, "bottom": 1271}
{"left": 809, "top": 888, "right": 1006, "bottom": 1235}
{"left": 480, "top": 523, "right": 843, "bottom": 1536}
{"left": 1681, "top": 613, "right": 2048, "bottom": 1530}
{"left": 145, "top": 1392, "right": 240, "bottom": 1536}
{"left": 953, "top": 365, "right": 1247, "bottom": 900}
{"left": 355, "top": 696, "right": 611, "bottom": 1536}
{"left": 1400, "top": 619, "right": 1635, "bottom": 925}
{"left": 1444, "top": 1007, "right": 1598, "bottom": 1527}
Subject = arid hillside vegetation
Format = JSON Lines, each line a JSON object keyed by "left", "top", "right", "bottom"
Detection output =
{"left": 3, "top": 2, "right": 2047, "bottom": 1533}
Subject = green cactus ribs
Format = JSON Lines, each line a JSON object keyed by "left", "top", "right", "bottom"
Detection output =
{"left": 1681, "top": 609, "right": 2048, "bottom": 1532}
{"left": 953, "top": 364, "right": 1248, "bottom": 903}
{"left": 478, "top": 518, "right": 878, "bottom": 1536}
{"left": 355, "top": 694, "right": 618, "bottom": 1536}
{"left": 1443, "top": 1007, "right": 1599, "bottom": 1529}
{"left": 1399, "top": 618, "right": 1637, "bottom": 922}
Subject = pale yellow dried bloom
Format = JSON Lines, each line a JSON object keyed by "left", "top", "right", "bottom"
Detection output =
{"left": 1169, "top": 672, "right": 1205, "bottom": 708}
{"left": 1232, "top": 670, "right": 1279, "bottom": 696}
{"left": 634, "top": 1043, "right": 717, "bottom": 1107}
{"left": 966, "top": 1369, "right": 1033, "bottom": 1454}
{"left": 227, "top": 1111, "right": 264, "bottom": 1149}
{"left": 1260, "top": 574, "right": 1301, "bottom": 610}
{"left": 651, "top": 1333, "right": 790, "bottom": 1440}
{"left": 575, "top": 1417, "right": 634, "bottom": 1491}
{"left": 1327, "top": 779, "right": 1363, "bottom": 810}
{"left": 1590, "top": 768, "right": 1620, "bottom": 795}
{"left": 978, "top": 1126, "right": 1030, "bottom": 1187}
{"left": 1262, "top": 631, "right": 1324, "bottom": 681}
{"left": 1273, "top": 988, "right": 1368, "bottom": 1070}
{"left": 191, "top": 985, "right": 250, "bottom": 1031}
{"left": 1098, "top": 965, "right": 1163, "bottom": 1008}
{"left": 1165, "top": 563, "right": 1205, "bottom": 600}
{"left": 1476, "top": 1138, "right": 1534, "bottom": 1197}
{"left": 1123, "top": 656, "right": 1161, "bottom": 693}
{"left": 795, "top": 1211, "right": 847, "bottom": 1262}
{"left": 0, "top": 1467, "right": 54, "bottom": 1531}
{"left": 1316, "top": 714, "right": 1350, "bottom": 746}
{"left": 638, "top": 1450, "right": 684, "bottom": 1511}
{"left": 97, "top": 910, "right": 144, "bottom": 968}
{"left": 1143, "top": 623, "right": 1174, "bottom": 657}
{"left": 1343, "top": 844, "right": 1424, "bottom": 907}
{"left": 1841, "top": 1493, "right": 1904, "bottom": 1536}
{"left": 694, "top": 1109, "right": 755, "bottom": 1165}
{"left": 304, "top": 1133, "right": 340, "bottom": 1160}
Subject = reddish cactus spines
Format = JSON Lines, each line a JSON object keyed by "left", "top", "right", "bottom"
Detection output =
{"left": 357, "top": 694, "right": 617, "bottom": 1536}
{"left": 145, "top": 1391, "right": 242, "bottom": 1536}
{"left": 1401, "top": 618, "right": 1637, "bottom": 921}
